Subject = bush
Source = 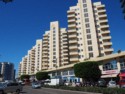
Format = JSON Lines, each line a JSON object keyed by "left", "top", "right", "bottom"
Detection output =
{"left": 43, "top": 85, "right": 125, "bottom": 94}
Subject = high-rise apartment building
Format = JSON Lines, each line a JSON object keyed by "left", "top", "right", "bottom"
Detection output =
{"left": 67, "top": 0, "right": 113, "bottom": 63}
{"left": 0, "top": 62, "right": 14, "bottom": 81}
{"left": 18, "top": 0, "right": 114, "bottom": 77}
{"left": 19, "top": 39, "right": 42, "bottom": 75}
{"left": 120, "top": 0, "right": 125, "bottom": 19}
{"left": 42, "top": 21, "right": 69, "bottom": 70}
{"left": 34, "top": 39, "right": 43, "bottom": 73}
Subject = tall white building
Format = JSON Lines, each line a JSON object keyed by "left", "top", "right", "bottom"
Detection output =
{"left": 67, "top": 0, "right": 113, "bottom": 64}
{"left": 18, "top": 0, "right": 114, "bottom": 77}
{"left": 42, "top": 21, "right": 69, "bottom": 70}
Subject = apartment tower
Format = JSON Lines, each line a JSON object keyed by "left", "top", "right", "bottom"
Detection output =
{"left": 67, "top": 0, "right": 113, "bottom": 63}
{"left": 42, "top": 21, "right": 69, "bottom": 70}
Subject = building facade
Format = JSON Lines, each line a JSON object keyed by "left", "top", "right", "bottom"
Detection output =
{"left": 67, "top": 0, "right": 113, "bottom": 64}
{"left": 120, "top": 0, "right": 125, "bottom": 19}
{"left": 0, "top": 62, "right": 14, "bottom": 81}
{"left": 18, "top": 0, "right": 125, "bottom": 82}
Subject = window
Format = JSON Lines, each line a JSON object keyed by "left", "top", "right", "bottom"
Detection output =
{"left": 53, "top": 41, "right": 56, "bottom": 44}
{"left": 53, "top": 48, "right": 56, "bottom": 51}
{"left": 53, "top": 45, "right": 56, "bottom": 47}
{"left": 85, "top": 18, "right": 89, "bottom": 22}
{"left": 83, "top": 4, "right": 87, "bottom": 8}
{"left": 86, "top": 24, "right": 90, "bottom": 28}
{"left": 88, "top": 46, "right": 93, "bottom": 51}
{"left": 53, "top": 30, "right": 56, "bottom": 33}
{"left": 86, "top": 29, "right": 91, "bottom": 33}
{"left": 87, "top": 40, "right": 92, "bottom": 45}
{"left": 89, "top": 53, "right": 93, "bottom": 58}
{"left": 84, "top": 13, "right": 88, "bottom": 17}
{"left": 84, "top": 9, "right": 88, "bottom": 12}
{"left": 87, "top": 35, "right": 91, "bottom": 39}
{"left": 53, "top": 38, "right": 55, "bottom": 40}
{"left": 103, "top": 60, "right": 118, "bottom": 71}
{"left": 79, "top": 55, "right": 81, "bottom": 58}
{"left": 53, "top": 34, "right": 56, "bottom": 36}
{"left": 83, "top": 0, "right": 86, "bottom": 3}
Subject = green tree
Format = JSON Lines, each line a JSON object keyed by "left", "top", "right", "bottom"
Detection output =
{"left": 74, "top": 61, "right": 101, "bottom": 82}
{"left": 20, "top": 75, "right": 30, "bottom": 81}
{"left": 36, "top": 72, "right": 50, "bottom": 81}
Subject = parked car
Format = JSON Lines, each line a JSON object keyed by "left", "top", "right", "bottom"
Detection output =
{"left": 107, "top": 80, "right": 117, "bottom": 88}
{"left": 32, "top": 82, "right": 41, "bottom": 89}
{"left": 0, "top": 82, "right": 23, "bottom": 94}
{"left": 118, "top": 80, "right": 125, "bottom": 88}
{"left": 97, "top": 79, "right": 107, "bottom": 87}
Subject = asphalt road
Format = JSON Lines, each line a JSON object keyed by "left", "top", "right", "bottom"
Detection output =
{"left": 20, "top": 86, "right": 101, "bottom": 94}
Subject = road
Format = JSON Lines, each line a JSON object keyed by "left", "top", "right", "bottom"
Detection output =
{"left": 20, "top": 86, "right": 101, "bottom": 94}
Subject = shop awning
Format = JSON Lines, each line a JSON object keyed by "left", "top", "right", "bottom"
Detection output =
{"left": 119, "top": 73, "right": 125, "bottom": 77}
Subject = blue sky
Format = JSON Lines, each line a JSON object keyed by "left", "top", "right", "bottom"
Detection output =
{"left": 0, "top": 0, "right": 125, "bottom": 74}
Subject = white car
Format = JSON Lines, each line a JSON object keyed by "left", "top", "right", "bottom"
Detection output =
{"left": 107, "top": 80, "right": 117, "bottom": 88}
{"left": 32, "top": 82, "right": 41, "bottom": 89}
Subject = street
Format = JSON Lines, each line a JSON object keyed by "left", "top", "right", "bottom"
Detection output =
{"left": 20, "top": 86, "right": 100, "bottom": 94}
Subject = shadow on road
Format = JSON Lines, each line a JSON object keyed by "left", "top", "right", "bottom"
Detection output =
{"left": 20, "top": 91, "right": 27, "bottom": 93}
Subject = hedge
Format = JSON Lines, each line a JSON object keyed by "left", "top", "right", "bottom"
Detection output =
{"left": 43, "top": 85, "right": 125, "bottom": 94}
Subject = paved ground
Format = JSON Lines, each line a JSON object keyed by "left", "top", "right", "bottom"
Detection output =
{"left": 19, "top": 86, "right": 101, "bottom": 94}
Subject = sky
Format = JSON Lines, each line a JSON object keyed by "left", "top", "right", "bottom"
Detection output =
{"left": 0, "top": 0, "right": 125, "bottom": 74}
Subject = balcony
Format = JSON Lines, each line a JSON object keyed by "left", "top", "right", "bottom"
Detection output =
{"left": 99, "top": 14, "right": 107, "bottom": 18}
{"left": 69, "top": 45, "right": 77, "bottom": 50}
{"left": 68, "top": 24, "right": 76, "bottom": 28}
{"left": 42, "top": 55, "right": 48, "bottom": 58}
{"left": 62, "top": 38, "right": 67, "bottom": 41}
{"left": 70, "top": 57, "right": 79, "bottom": 62}
{"left": 43, "top": 40, "right": 48, "bottom": 44}
{"left": 43, "top": 37, "right": 48, "bottom": 40}
{"left": 100, "top": 25, "right": 109, "bottom": 29}
{"left": 97, "top": 5, "right": 105, "bottom": 9}
{"left": 63, "top": 41, "right": 68, "bottom": 44}
{"left": 67, "top": 10, "right": 75, "bottom": 14}
{"left": 42, "top": 59, "right": 48, "bottom": 62}
{"left": 63, "top": 45, "right": 68, "bottom": 48}
{"left": 68, "top": 14, "right": 75, "bottom": 18}
{"left": 99, "top": 19, "right": 108, "bottom": 23}
{"left": 68, "top": 34, "right": 77, "bottom": 39}
{"left": 101, "top": 31, "right": 110, "bottom": 34}
{"left": 69, "top": 40, "right": 77, "bottom": 44}
{"left": 43, "top": 51, "right": 48, "bottom": 54}
{"left": 70, "top": 51, "right": 78, "bottom": 55}
{"left": 68, "top": 19, "right": 76, "bottom": 23}
{"left": 102, "top": 36, "right": 111, "bottom": 40}
{"left": 63, "top": 53, "right": 68, "bottom": 56}
{"left": 103, "top": 42, "right": 112, "bottom": 46}
{"left": 63, "top": 61, "right": 69, "bottom": 64}
{"left": 42, "top": 48, "right": 48, "bottom": 50}
{"left": 63, "top": 34, "right": 67, "bottom": 38}
{"left": 43, "top": 44, "right": 48, "bottom": 47}
{"left": 63, "top": 49, "right": 68, "bottom": 52}
{"left": 104, "top": 48, "right": 114, "bottom": 52}
{"left": 63, "top": 57, "right": 68, "bottom": 60}
{"left": 68, "top": 29, "right": 76, "bottom": 33}
{"left": 98, "top": 10, "right": 106, "bottom": 13}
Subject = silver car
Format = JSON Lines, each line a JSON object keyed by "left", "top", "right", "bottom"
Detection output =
{"left": 32, "top": 82, "right": 41, "bottom": 89}
{"left": 107, "top": 80, "right": 117, "bottom": 88}
{"left": 0, "top": 82, "right": 23, "bottom": 94}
